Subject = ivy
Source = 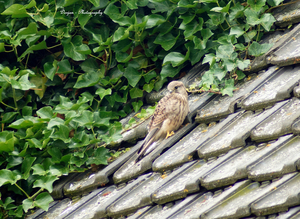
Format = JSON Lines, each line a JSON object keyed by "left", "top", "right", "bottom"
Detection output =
{"left": 0, "top": 0, "right": 282, "bottom": 217}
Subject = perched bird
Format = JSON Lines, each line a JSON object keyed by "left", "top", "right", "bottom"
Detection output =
{"left": 135, "top": 81, "right": 189, "bottom": 163}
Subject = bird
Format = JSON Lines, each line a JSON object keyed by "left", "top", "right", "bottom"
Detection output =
{"left": 135, "top": 80, "right": 189, "bottom": 163}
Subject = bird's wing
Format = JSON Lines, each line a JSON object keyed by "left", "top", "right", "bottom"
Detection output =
{"left": 148, "top": 95, "right": 169, "bottom": 130}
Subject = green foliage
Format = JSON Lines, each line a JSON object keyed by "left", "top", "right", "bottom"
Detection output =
{"left": 0, "top": 0, "right": 280, "bottom": 217}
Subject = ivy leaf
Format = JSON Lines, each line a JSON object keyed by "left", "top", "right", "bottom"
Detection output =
{"left": 27, "top": 138, "right": 43, "bottom": 149}
{"left": 193, "top": 29, "right": 213, "bottom": 50}
{"left": 0, "top": 42, "right": 4, "bottom": 52}
{"left": 34, "top": 192, "right": 54, "bottom": 211}
{"left": 244, "top": 29, "right": 257, "bottom": 42}
{"left": 78, "top": 14, "right": 91, "bottom": 28}
{"left": 57, "top": 59, "right": 73, "bottom": 74}
{"left": 260, "top": 13, "right": 276, "bottom": 31}
{"left": 22, "top": 199, "right": 34, "bottom": 213}
{"left": 80, "top": 58, "right": 99, "bottom": 73}
{"left": 76, "top": 64, "right": 105, "bottom": 88}
{"left": 163, "top": 49, "right": 190, "bottom": 67}
{"left": 180, "top": 18, "right": 203, "bottom": 38}
{"left": 132, "top": 100, "right": 143, "bottom": 112}
{"left": 0, "top": 169, "right": 20, "bottom": 186}
{"left": 114, "top": 91, "right": 128, "bottom": 103}
{"left": 213, "top": 67, "right": 227, "bottom": 81}
{"left": 48, "top": 148, "right": 63, "bottom": 162}
{"left": 160, "top": 64, "right": 180, "bottom": 80}
{"left": 125, "top": 0, "right": 138, "bottom": 9}
{"left": 6, "top": 156, "right": 23, "bottom": 169}
{"left": 1, "top": 4, "right": 30, "bottom": 18}
{"left": 248, "top": 41, "right": 273, "bottom": 57}
{"left": 236, "top": 70, "right": 246, "bottom": 80}
{"left": 11, "top": 74, "right": 36, "bottom": 90}
{"left": 130, "top": 87, "right": 143, "bottom": 98}
{"left": 144, "top": 14, "right": 166, "bottom": 29}
{"left": 179, "top": 12, "right": 195, "bottom": 24}
{"left": 21, "top": 157, "right": 36, "bottom": 180}
{"left": 203, "top": 53, "right": 216, "bottom": 66}
{"left": 73, "top": 110, "right": 93, "bottom": 126}
{"left": 267, "top": 0, "right": 284, "bottom": 6}
{"left": 229, "top": 3, "right": 245, "bottom": 20}
{"left": 221, "top": 79, "right": 236, "bottom": 96}
{"left": 2, "top": 112, "right": 18, "bottom": 123}
{"left": 32, "top": 163, "right": 47, "bottom": 176}
{"left": 30, "top": 74, "right": 47, "bottom": 99}
{"left": 202, "top": 71, "right": 214, "bottom": 87}
{"left": 124, "top": 66, "right": 141, "bottom": 87}
{"left": 50, "top": 125, "right": 70, "bottom": 142}
{"left": 143, "top": 83, "right": 154, "bottom": 93}
{"left": 62, "top": 36, "right": 91, "bottom": 61}
{"left": 207, "top": 13, "right": 225, "bottom": 27}
{"left": 216, "top": 44, "right": 235, "bottom": 59}
{"left": 113, "top": 27, "right": 130, "bottom": 42}
{"left": 116, "top": 49, "right": 133, "bottom": 63}
{"left": 154, "top": 32, "right": 178, "bottom": 51}
{"left": 37, "top": 106, "right": 54, "bottom": 119}
{"left": 230, "top": 26, "right": 245, "bottom": 37}
{"left": 9, "top": 117, "right": 37, "bottom": 129}
{"left": 33, "top": 176, "right": 58, "bottom": 193}
{"left": 96, "top": 87, "right": 112, "bottom": 100}
{"left": 47, "top": 117, "right": 64, "bottom": 129}
{"left": 86, "top": 147, "right": 110, "bottom": 165}
{"left": 104, "top": 3, "right": 124, "bottom": 20}
{"left": 143, "top": 70, "right": 156, "bottom": 83}
{"left": 74, "top": 71, "right": 103, "bottom": 88}
{"left": 237, "top": 59, "right": 250, "bottom": 70}
{"left": 247, "top": 0, "right": 266, "bottom": 12}
{"left": 44, "top": 60, "right": 57, "bottom": 80}
{"left": 244, "top": 8, "right": 260, "bottom": 26}
{"left": 17, "top": 23, "right": 37, "bottom": 39}
{"left": 93, "top": 112, "right": 110, "bottom": 127}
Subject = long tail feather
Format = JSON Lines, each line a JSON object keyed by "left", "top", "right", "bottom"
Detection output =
{"left": 134, "top": 128, "right": 159, "bottom": 163}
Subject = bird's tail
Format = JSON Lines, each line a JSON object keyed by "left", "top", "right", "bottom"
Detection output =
{"left": 134, "top": 138, "right": 154, "bottom": 163}
{"left": 134, "top": 128, "right": 158, "bottom": 163}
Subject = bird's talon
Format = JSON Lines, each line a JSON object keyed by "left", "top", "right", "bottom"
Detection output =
{"left": 166, "top": 131, "right": 175, "bottom": 139}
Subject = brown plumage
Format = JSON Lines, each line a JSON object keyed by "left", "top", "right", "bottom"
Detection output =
{"left": 135, "top": 81, "right": 189, "bottom": 163}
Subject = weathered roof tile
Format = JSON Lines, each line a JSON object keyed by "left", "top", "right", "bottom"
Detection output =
{"left": 248, "top": 135, "right": 300, "bottom": 181}
{"left": 153, "top": 149, "right": 241, "bottom": 204}
{"left": 108, "top": 162, "right": 194, "bottom": 217}
{"left": 137, "top": 194, "right": 200, "bottom": 219}
{"left": 273, "top": 1, "right": 300, "bottom": 27}
{"left": 276, "top": 206, "right": 300, "bottom": 219}
{"left": 241, "top": 66, "right": 300, "bottom": 110}
{"left": 251, "top": 98, "right": 300, "bottom": 142}
{"left": 64, "top": 173, "right": 152, "bottom": 218}
{"left": 203, "top": 173, "right": 296, "bottom": 219}
{"left": 198, "top": 101, "right": 285, "bottom": 158}
{"left": 200, "top": 134, "right": 291, "bottom": 189}
{"left": 170, "top": 180, "right": 251, "bottom": 219}
{"left": 251, "top": 173, "right": 300, "bottom": 216}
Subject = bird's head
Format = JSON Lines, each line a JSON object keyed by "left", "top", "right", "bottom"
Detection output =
{"left": 167, "top": 81, "right": 187, "bottom": 96}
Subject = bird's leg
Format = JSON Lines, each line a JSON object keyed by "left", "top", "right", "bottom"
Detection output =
{"left": 166, "top": 131, "right": 175, "bottom": 139}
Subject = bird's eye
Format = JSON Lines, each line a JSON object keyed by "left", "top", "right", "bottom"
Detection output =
{"left": 174, "top": 86, "right": 178, "bottom": 89}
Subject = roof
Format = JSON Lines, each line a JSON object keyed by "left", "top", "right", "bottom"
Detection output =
{"left": 27, "top": 2, "right": 300, "bottom": 219}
